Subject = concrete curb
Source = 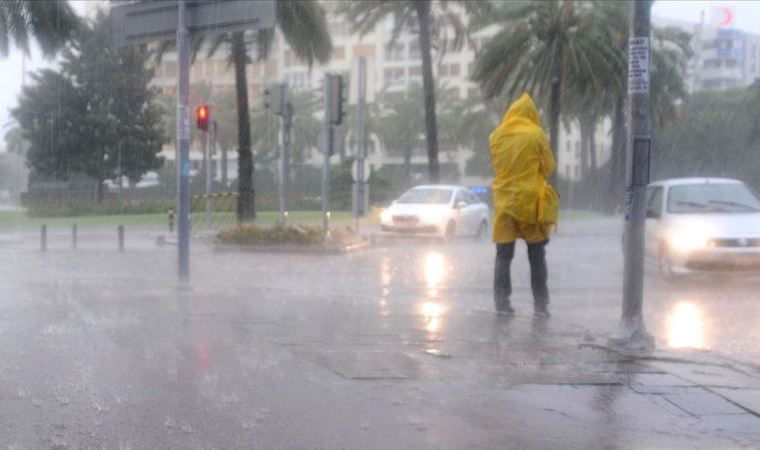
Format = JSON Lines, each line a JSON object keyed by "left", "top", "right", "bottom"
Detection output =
{"left": 212, "top": 239, "right": 373, "bottom": 255}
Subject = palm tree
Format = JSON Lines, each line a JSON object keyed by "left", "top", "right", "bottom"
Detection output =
{"left": 157, "top": 1, "right": 332, "bottom": 222}
{"left": 376, "top": 91, "right": 425, "bottom": 188}
{"left": 0, "top": 0, "right": 78, "bottom": 57}
{"left": 596, "top": 1, "right": 691, "bottom": 212}
{"left": 339, "top": 0, "right": 490, "bottom": 183}
{"left": 472, "top": 0, "right": 623, "bottom": 181}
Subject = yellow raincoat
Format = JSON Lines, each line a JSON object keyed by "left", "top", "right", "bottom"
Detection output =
{"left": 490, "top": 93, "right": 559, "bottom": 244}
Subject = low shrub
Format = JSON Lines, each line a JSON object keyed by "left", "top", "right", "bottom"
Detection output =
{"left": 217, "top": 223, "right": 356, "bottom": 246}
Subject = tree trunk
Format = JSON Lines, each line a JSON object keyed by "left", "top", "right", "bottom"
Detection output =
{"left": 588, "top": 116, "right": 597, "bottom": 171}
{"left": 96, "top": 180, "right": 104, "bottom": 203}
{"left": 415, "top": 1, "right": 440, "bottom": 183}
{"left": 549, "top": 44, "right": 563, "bottom": 186}
{"left": 579, "top": 118, "right": 589, "bottom": 180}
{"left": 232, "top": 32, "right": 255, "bottom": 222}
{"left": 403, "top": 147, "right": 412, "bottom": 189}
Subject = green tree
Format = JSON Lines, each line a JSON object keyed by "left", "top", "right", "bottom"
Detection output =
{"left": 195, "top": 1, "right": 332, "bottom": 222}
{"left": 339, "top": 0, "right": 490, "bottom": 183}
{"left": 0, "top": 0, "right": 78, "bottom": 57}
{"left": 3, "top": 126, "right": 28, "bottom": 154}
{"left": 13, "top": 13, "right": 166, "bottom": 201}
{"left": 438, "top": 97, "right": 501, "bottom": 177}
{"left": 472, "top": 0, "right": 623, "bottom": 182}
{"left": 654, "top": 88, "right": 760, "bottom": 186}
{"left": 377, "top": 91, "right": 424, "bottom": 188}
{"left": 595, "top": 1, "right": 691, "bottom": 212}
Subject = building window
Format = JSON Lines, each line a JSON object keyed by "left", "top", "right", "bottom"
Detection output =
{"left": 286, "top": 71, "right": 311, "bottom": 89}
{"left": 445, "top": 88, "right": 459, "bottom": 100}
{"left": 467, "top": 87, "right": 480, "bottom": 98}
{"left": 575, "top": 165, "right": 580, "bottom": 179}
{"left": 163, "top": 61, "right": 177, "bottom": 77}
{"left": 468, "top": 62, "right": 475, "bottom": 77}
{"left": 384, "top": 42, "right": 404, "bottom": 61}
{"left": 566, "top": 140, "right": 572, "bottom": 153}
{"left": 332, "top": 46, "right": 346, "bottom": 60}
{"left": 439, "top": 64, "right": 448, "bottom": 76}
{"left": 449, "top": 63, "right": 460, "bottom": 76}
{"left": 384, "top": 67, "right": 405, "bottom": 86}
{"left": 409, "top": 66, "right": 422, "bottom": 76}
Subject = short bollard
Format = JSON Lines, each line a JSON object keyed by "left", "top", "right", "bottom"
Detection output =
{"left": 40, "top": 225, "right": 47, "bottom": 252}
{"left": 168, "top": 208, "right": 175, "bottom": 233}
{"left": 118, "top": 225, "right": 124, "bottom": 252}
{"left": 72, "top": 224, "right": 78, "bottom": 249}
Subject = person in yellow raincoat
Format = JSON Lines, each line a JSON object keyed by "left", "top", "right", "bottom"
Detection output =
{"left": 490, "top": 93, "right": 559, "bottom": 316}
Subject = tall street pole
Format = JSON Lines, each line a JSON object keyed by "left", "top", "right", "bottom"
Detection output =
{"left": 205, "top": 110, "right": 213, "bottom": 230}
{"left": 322, "top": 76, "right": 334, "bottom": 240}
{"left": 353, "top": 57, "right": 368, "bottom": 234}
{"left": 609, "top": 0, "right": 654, "bottom": 351}
{"left": 176, "top": 0, "right": 191, "bottom": 284}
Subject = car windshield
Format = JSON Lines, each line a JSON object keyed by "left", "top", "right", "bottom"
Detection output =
{"left": 397, "top": 188, "right": 453, "bottom": 204}
{"left": 667, "top": 183, "right": 760, "bottom": 213}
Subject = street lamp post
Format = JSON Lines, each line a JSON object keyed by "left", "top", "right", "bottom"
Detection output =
{"left": 609, "top": 0, "right": 655, "bottom": 352}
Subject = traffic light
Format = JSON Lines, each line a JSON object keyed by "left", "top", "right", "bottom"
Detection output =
{"left": 196, "top": 104, "right": 210, "bottom": 130}
{"left": 264, "top": 84, "right": 287, "bottom": 116}
{"left": 327, "top": 75, "right": 345, "bottom": 125}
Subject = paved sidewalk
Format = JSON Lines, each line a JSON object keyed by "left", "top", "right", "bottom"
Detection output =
{"left": 0, "top": 237, "right": 759, "bottom": 448}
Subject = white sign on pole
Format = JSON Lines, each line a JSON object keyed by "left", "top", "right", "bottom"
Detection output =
{"left": 628, "top": 37, "right": 650, "bottom": 94}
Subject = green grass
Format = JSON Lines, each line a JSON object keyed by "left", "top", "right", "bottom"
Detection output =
{"left": 558, "top": 209, "right": 607, "bottom": 220}
{"left": 0, "top": 210, "right": 357, "bottom": 230}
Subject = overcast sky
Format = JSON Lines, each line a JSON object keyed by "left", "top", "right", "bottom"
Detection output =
{"left": 2, "top": 0, "right": 760, "bottom": 145}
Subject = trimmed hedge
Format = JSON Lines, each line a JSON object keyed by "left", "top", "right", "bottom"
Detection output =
{"left": 216, "top": 223, "right": 355, "bottom": 246}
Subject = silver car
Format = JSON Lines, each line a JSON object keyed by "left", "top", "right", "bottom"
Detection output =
{"left": 644, "top": 177, "right": 760, "bottom": 280}
{"left": 380, "top": 185, "right": 491, "bottom": 241}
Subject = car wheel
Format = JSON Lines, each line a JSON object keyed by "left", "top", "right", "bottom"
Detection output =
{"left": 476, "top": 220, "right": 488, "bottom": 240}
{"left": 443, "top": 220, "right": 456, "bottom": 243}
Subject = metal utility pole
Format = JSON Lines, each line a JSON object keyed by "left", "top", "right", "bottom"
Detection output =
{"left": 221, "top": 123, "right": 228, "bottom": 190}
{"left": 176, "top": 0, "right": 191, "bottom": 284}
{"left": 322, "top": 76, "right": 335, "bottom": 240}
{"left": 352, "top": 58, "right": 369, "bottom": 234}
{"left": 110, "top": 0, "right": 276, "bottom": 285}
{"left": 609, "top": 0, "right": 655, "bottom": 352}
{"left": 205, "top": 110, "right": 214, "bottom": 230}
{"left": 281, "top": 101, "right": 293, "bottom": 225}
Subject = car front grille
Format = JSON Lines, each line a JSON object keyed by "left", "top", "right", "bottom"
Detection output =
{"left": 393, "top": 215, "right": 419, "bottom": 226}
{"left": 710, "top": 238, "right": 760, "bottom": 248}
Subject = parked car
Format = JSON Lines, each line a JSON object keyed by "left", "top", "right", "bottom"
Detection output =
{"left": 644, "top": 177, "right": 760, "bottom": 280}
{"left": 380, "top": 185, "right": 490, "bottom": 241}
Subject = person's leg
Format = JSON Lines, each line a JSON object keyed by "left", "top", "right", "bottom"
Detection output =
{"left": 527, "top": 240, "right": 550, "bottom": 313}
{"left": 494, "top": 242, "right": 516, "bottom": 312}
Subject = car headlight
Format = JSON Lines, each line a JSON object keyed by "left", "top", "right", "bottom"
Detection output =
{"left": 380, "top": 209, "right": 392, "bottom": 223}
{"left": 668, "top": 225, "right": 711, "bottom": 253}
{"left": 420, "top": 209, "right": 449, "bottom": 225}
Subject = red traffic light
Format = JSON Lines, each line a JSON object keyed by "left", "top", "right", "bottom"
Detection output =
{"left": 196, "top": 104, "right": 210, "bottom": 130}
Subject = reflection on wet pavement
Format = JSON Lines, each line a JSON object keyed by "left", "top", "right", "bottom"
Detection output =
{"left": 423, "top": 251, "right": 446, "bottom": 298}
{"left": 666, "top": 301, "right": 706, "bottom": 349}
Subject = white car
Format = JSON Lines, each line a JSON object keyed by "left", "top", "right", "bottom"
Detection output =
{"left": 645, "top": 177, "right": 760, "bottom": 280}
{"left": 380, "top": 185, "right": 490, "bottom": 241}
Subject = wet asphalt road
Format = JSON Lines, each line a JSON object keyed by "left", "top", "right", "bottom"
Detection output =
{"left": 0, "top": 217, "right": 759, "bottom": 448}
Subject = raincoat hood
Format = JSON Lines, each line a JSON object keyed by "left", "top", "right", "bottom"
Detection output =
{"left": 498, "top": 93, "right": 541, "bottom": 133}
